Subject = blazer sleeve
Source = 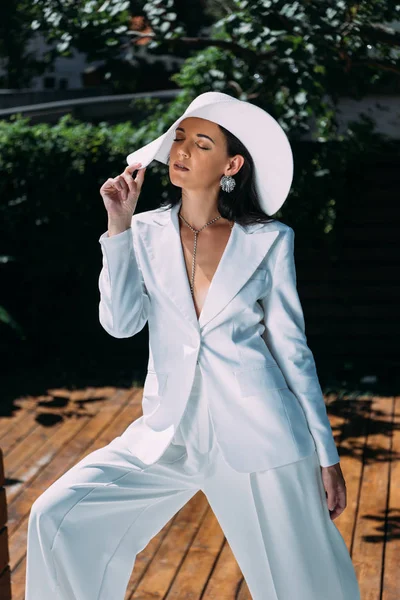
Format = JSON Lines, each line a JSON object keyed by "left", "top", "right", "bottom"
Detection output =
{"left": 260, "top": 226, "right": 340, "bottom": 468}
{"left": 98, "top": 219, "right": 150, "bottom": 338}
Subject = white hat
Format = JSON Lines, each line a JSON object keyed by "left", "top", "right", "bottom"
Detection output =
{"left": 126, "top": 91, "right": 293, "bottom": 215}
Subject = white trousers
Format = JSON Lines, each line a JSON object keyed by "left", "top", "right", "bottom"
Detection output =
{"left": 25, "top": 364, "right": 361, "bottom": 600}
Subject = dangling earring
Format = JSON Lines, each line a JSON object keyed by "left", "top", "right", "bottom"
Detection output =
{"left": 220, "top": 174, "right": 236, "bottom": 193}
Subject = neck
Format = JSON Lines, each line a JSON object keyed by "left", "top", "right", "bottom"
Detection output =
{"left": 178, "top": 194, "right": 233, "bottom": 231}
{"left": 179, "top": 198, "right": 220, "bottom": 226}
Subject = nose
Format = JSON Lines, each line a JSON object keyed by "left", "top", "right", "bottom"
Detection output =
{"left": 177, "top": 142, "right": 190, "bottom": 158}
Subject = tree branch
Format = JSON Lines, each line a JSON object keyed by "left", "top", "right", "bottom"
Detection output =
{"left": 128, "top": 31, "right": 400, "bottom": 77}
{"left": 359, "top": 23, "right": 400, "bottom": 48}
{"left": 127, "top": 31, "right": 275, "bottom": 62}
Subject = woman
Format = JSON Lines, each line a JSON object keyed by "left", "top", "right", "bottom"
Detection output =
{"left": 25, "top": 92, "right": 361, "bottom": 599}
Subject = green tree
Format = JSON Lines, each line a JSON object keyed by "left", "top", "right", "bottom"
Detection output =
{"left": 139, "top": 0, "right": 400, "bottom": 140}
{"left": 0, "top": 0, "right": 47, "bottom": 88}
{"left": 0, "top": 0, "right": 211, "bottom": 90}
{"left": 128, "top": 0, "right": 400, "bottom": 231}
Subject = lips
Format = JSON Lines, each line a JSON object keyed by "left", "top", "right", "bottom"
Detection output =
{"left": 174, "top": 162, "right": 189, "bottom": 171}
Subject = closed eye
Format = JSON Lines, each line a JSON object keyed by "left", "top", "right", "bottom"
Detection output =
{"left": 172, "top": 138, "right": 210, "bottom": 150}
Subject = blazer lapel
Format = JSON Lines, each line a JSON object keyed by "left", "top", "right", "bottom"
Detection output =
{"left": 137, "top": 201, "right": 280, "bottom": 332}
{"left": 197, "top": 220, "right": 280, "bottom": 330}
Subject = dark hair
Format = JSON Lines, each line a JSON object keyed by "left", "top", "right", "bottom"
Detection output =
{"left": 157, "top": 124, "right": 277, "bottom": 226}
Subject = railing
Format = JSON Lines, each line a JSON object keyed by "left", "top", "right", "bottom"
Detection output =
{"left": 0, "top": 89, "right": 181, "bottom": 124}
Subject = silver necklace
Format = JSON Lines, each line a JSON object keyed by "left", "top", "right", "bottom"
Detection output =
{"left": 178, "top": 207, "right": 234, "bottom": 297}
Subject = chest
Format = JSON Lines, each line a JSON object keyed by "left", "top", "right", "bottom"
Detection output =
{"left": 180, "top": 224, "right": 233, "bottom": 319}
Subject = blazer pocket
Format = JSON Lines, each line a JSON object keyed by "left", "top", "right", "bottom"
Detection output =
{"left": 234, "top": 364, "right": 288, "bottom": 397}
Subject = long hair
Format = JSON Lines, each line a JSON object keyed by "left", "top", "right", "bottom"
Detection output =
{"left": 157, "top": 124, "right": 277, "bottom": 226}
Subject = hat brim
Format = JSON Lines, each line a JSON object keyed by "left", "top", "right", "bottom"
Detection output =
{"left": 126, "top": 96, "right": 293, "bottom": 215}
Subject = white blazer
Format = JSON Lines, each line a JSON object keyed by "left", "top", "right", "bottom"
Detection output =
{"left": 98, "top": 200, "right": 340, "bottom": 472}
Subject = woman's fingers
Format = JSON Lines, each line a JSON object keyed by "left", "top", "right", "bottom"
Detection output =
{"left": 111, "top": 177, "right": 124, "bottom": 193}
{"left": 134, "top": 166, "right": 147, "bottom": 190}
{"left": 121, "top": 164, "right": 147, "bottom": 200}
{"left": 120, "top": 171, "right": 135, "bottom": 198}
{"left": 101, "top": 162, "right": 145, "bottom": 204}
{"left": 125, "top": 162, "right": 142, "bottom": 174}
{"left": 115, "top": 175, "right": 129, "bottom": 199}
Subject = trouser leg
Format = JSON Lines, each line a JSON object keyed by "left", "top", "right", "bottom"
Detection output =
{"left": 203, "top": 447, "right": 361, "bottom": 600}
{"left": 25, "top": 437, "right": 199, "bottom": 600}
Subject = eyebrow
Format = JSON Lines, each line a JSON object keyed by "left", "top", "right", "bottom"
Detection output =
{"left": 175, "top": 127, "right": 215, "bottom": 145}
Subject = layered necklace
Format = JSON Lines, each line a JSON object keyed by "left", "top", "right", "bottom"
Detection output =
{"left": 178, "top": 207, "right": 234, "bottom": 297}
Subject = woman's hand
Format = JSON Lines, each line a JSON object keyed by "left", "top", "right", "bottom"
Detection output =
{"left": 321, "top": 463, "right": 347, "bottom": 521}
{"left": 100, "top": 162, "right": 147, "bottom": 222}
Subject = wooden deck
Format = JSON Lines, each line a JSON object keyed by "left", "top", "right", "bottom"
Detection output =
{"left": 1, "top": 381, "right": 399, "bottom": 599}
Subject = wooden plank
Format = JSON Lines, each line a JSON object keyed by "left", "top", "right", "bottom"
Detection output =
{"left": 211, "top": 541, "right": 249, "bottom": 600}
{"left": 126, "top": 492, "right": 210, "bottom": 599}
{"left": 6, "top": 387, "right": 137, "bottom": 544}
{"left": 382, "top": 396, "right": 400, "bottom": 600}
{"left": 331, "top": 399, "right": 370, "bottom": 550}
{"left": 5, "top": 389, "right": 115, "bottom": 511}
{"left": 4, "top": 387, "right": 117, "bottom": 482}
{"left": 0, "top": 397, "right": 39, "bottom": 441}
{"left": 169, "top": 504, "right": 243, "bottom": 600}
{"left": 0, "top": 386, "right": 118, "bottom": 449}
{"left": 351, "top": 396, "right": 394, "bottom": 600}
{"left": 7, "top": 385, "right": 140, "bottom": 536}
{"left": 9, "top": 388, "right": 143, "bottom": 600}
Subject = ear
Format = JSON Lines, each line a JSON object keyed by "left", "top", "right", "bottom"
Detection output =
{"left": 226, "top": 154, "right": 245, "bottom": 177}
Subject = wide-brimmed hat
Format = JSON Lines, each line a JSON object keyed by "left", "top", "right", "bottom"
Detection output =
{"left": 126, "top": 91, "right": 293, "bottom": 215}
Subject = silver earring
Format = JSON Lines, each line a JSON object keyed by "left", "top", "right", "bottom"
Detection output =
{"left": 220, "top": 174, "right": 236, "bottom": 193}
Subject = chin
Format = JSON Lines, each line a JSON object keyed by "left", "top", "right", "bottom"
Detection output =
{"left": 169, "top": 180, "right": 183, "bottom": 189}
{"left": 170, "top": 172, "right": 191, "bottom": 186}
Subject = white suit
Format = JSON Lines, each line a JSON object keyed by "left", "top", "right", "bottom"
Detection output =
{"left": 98, "top": 200, "right": 340, "bottom": 472}
{"left": 25, "top": 199, "right": 361, "bottom": 599}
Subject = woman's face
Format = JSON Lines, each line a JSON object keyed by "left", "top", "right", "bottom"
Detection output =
{"left": 168, "top": 117, "right": 244, "bottom": 192}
